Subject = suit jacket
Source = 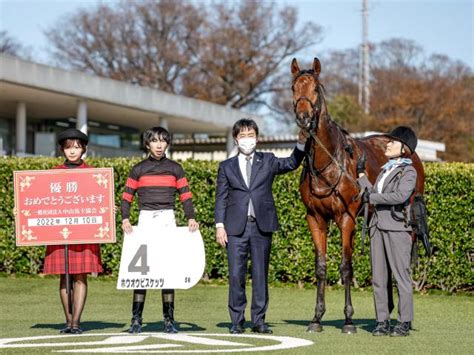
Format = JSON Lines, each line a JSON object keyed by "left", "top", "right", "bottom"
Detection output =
{"left": 358, "top": 164, "right": 417, "bottom": 232}
{"left": 215, "top": 148, "right": 305, "bottom": 235}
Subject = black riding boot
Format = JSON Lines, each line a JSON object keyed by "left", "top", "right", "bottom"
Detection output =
{"left": 128, "top": 289, "right": 147, "bottom": 334}
{"left": 162, "top": 289, "right": 178, "bottom": 333}
{"left": 129, "top": 290, "right": 146, "bottom": 333}
{"left": 128, "top": 301, "right": 144, "bottom": 334}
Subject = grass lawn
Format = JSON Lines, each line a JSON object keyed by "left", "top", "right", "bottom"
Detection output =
{"left": 0, "top": 277, "right": 472, "bottom": 354}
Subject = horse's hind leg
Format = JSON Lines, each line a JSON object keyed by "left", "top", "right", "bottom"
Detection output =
{"left": 306, "top": 214, "right": 327, "bottom": 333}
{"left": 338, "top": 216, "right": 357, "bottom": 334}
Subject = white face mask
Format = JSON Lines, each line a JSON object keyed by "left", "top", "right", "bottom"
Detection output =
{"left": 237, "top": 137, "right": 257, "bottom": 155}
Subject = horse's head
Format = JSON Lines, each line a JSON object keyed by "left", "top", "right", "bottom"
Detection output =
{"left": 291, "top": 57, "right": 323, "bottom": 131}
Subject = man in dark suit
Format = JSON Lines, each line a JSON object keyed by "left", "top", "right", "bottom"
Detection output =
{"left": 215, "top": 118, "right": 307, "bottom": 334}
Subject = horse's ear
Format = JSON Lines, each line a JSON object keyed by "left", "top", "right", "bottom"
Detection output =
{"left": 291, "top": 58, "right": 300, "bottom": 77}
{"left": 313, "top": 57, "right": 321, "bottom": 76}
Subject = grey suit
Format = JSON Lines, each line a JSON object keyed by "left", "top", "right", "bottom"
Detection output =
{"left": 358, "top": 164, "right": 417, "bottom": 323}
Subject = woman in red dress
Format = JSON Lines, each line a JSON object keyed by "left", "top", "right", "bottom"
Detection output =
{"left": 43, "top": 128, "right": 102, "bottom": 334}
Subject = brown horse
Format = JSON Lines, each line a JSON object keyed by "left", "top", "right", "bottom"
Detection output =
{"left": 291, "top": 58, "right": 424, "bottom": 333}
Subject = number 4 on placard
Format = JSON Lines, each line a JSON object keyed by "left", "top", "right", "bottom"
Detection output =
{"left": 128, "top": 244, "right": 150, "bottom": 275}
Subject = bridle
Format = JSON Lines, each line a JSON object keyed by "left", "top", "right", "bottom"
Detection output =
{"left": 292, "top": 70, "right": 322, "bottom": 131}
{"left": 292, "top": 71, "right": 360, "bottom": 199}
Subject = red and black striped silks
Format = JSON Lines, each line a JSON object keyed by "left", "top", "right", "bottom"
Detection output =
{"left": 121, "top": 156, "right": 195, "bottom": 220}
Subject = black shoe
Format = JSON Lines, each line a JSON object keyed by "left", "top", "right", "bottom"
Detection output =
{"left": 372, "top": 320, "right": 390, "bottom": 336}
{"left": 128, "top": 316, "right": 143, "bottom": 334}
{"left": 252, "top": 323, "right": 273, "bottom": 334}
{"left": 70, "top": 327, "right": 83, "bottom": 335}
{"left": 230, "top": 324, "right": 245, "bottom": 334}
{"left": 390, "top": 322, "right": 410, "bottom": 337}
{"left": 164, "top": 318, "right": 178, "bottom": 334}
{"left": 59, "top": 325, "right": 71, "bottom": 334}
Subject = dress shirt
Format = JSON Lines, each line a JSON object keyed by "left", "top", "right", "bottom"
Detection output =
{"left": 376, "top": 166, "right": 396, "bottom": 193}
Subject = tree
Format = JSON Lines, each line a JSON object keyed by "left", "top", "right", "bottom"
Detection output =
{"left": 46, "top": 0, "right": 322, "bottom": 110}
{"left": 0, "top": 31, "right": 29, "bottom": 58}
{"left": 46, "top": 0, "right": 203, "bottom": 93}
{"left": 320, "top": 49, "right": 359, "bottom": 98}
{"left": 327, "top": 95, "right": 369, "bottom": 132}
{"left": 181, "top": 0, "right": 322, "bottom": 109}
{"left": 273, "top": 38, "right": 473, "bottom": 162}
{"left": 372, "top": 38, "right": 422, "bottom": 70}
{"left": 369, "top": 50, "right": 473, "bottom": 162}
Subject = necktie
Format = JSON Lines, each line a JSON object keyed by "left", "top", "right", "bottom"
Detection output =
{"left": 246, "top": 156, "right": 255, "bottom": 218}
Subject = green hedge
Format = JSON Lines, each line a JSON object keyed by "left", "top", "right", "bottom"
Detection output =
{"left": 0, "top": 157, "right": 472, "bottom": 292}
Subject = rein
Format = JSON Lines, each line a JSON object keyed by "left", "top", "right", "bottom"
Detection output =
{"left": 299, "top": 83, "right": 360, "bottom": 193}
{"left": 305, "top": 127, "right": 345, "bottom": 195}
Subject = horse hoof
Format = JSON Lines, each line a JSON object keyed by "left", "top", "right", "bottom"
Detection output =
{"left": 306, "top": 323, "right": 323, "bottom": 333}
{"left": 342, "top": 324, "right": 357, "bottom": 334}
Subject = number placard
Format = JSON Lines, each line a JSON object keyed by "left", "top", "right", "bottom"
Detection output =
{"left": 117, "top": 226, "right": 205, "bottom": 290}
{"left": 128, "top": 244, "right": 150, "bottom": 275}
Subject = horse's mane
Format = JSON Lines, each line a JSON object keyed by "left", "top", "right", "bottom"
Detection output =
{"left": 332, "top": 120, "right": 351, "bottom": 136}
{"left": 316, "top": 83, "right": 351, "bottom": 137}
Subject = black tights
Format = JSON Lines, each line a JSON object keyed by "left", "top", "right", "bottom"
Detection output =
{"left": 133, "top": 289, "right": 174, "bottom": 303}
{"left": 59, "top": 274, "right": 88, "bottom": 328}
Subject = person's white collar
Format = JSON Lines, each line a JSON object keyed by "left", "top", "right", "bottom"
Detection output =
{"left": 238, "top": 152, "right": 255, "bottom": 160}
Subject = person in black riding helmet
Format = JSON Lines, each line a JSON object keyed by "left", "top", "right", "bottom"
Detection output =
{"left": 357, "top": 126, "right": 418, "bottom": 337}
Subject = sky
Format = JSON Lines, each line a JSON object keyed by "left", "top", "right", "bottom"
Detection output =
{"left": 0, "top": 0, "right": 472, "bottom": 68}
{"left": 281, "top": 0, "right": 473, "bottom": 67}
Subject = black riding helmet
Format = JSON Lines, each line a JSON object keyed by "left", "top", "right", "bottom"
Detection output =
{"left": 57, "top": 128, "right": 89, "bottom": 145}
{"left": 386, "top": 126, "right": 417, "bottom": 154}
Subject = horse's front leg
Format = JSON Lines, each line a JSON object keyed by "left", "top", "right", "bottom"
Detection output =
{"left": 337, "top": 215, "right": 357, "bottom": 334}
{"left": 306, "top": 213, "right": 327, "bottom": 333}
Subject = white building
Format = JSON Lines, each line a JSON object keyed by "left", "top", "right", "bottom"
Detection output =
{"left": 0, "top": 55, "right": 446, "bottom": 161}
{"left": 171, "top": 132, "right": 445, "bottom": 162}
{"left": 0, "top": 54, "right": 261, "bottom": 157}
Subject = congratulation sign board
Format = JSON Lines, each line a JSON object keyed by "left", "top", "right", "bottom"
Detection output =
{"left": 14, "top": 168, "right": 116, "bottom": 246}
{"left": 117, "top": 226, "right": 205, "bottom": 290}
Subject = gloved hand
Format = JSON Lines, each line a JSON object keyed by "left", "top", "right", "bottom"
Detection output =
{"left": 356, "top": 153, "right": 367, "bottom": 175}
{"left": 361, "top": 188, "right": 370, "bottom": 204}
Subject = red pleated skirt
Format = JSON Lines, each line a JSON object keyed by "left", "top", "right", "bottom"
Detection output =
{"left": 43, "top": 244, "right": 103, "bottom": 274}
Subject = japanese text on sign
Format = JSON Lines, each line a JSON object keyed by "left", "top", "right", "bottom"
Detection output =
{"left": 14, "top": 168, "right": 116, "bottom": 246}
